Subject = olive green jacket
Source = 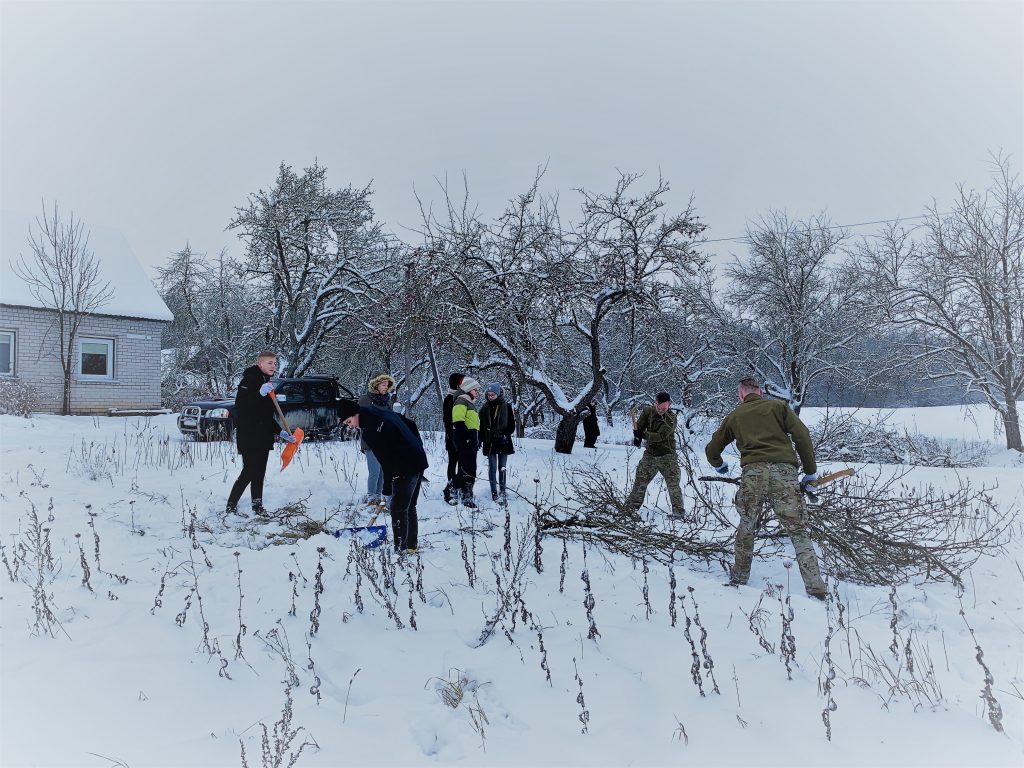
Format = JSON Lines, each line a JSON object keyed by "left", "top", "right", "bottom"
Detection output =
{"left": 704, "top": 394, "right": 816, "bottom": 474}
{"left": 636, "top": 406, "right": 678, "bottom": 457}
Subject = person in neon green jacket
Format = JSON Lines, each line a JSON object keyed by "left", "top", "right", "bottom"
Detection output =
{"left": 450, "top": 377, "right": 481, "bottom": 507}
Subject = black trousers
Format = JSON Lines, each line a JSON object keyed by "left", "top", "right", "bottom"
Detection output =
{"left": 452, "top": 437, "right": 478, "bottom": 498}
{"left": 445, "top": 437, "right": 459, "bottom": 483}
{"left": 228, "top": 448, "right": 270, "bottom": 506}
{"left": 390, "top": 473, "right": 422, "bottom": 551}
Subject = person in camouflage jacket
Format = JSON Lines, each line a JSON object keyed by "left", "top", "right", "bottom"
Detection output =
{"left": 625, "top": 391, "right": 685, "bottom": 518}
{"left": 705, "top": 377, "right": 826, "bottom": 600}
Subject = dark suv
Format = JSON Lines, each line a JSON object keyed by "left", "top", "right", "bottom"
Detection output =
{"left": 176, "top": 375, "right": 353, "bottom": 441}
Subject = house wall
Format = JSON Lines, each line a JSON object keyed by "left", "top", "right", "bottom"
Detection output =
{"left": 0, "top": 304, "right": 166, "bottom": 414}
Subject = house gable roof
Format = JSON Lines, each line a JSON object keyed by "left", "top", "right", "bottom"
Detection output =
{"left": 1, "top": 209, "right": 173, "bottom": 322}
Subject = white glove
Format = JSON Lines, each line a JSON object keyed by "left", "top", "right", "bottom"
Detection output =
{"left": 800, "top": 472, "right": 819, "bottom": 489}
{"left": 279, "top": 429, "right": 296, "bottom": 444}
{"left": 259, "top": 383, "right": 274, "bottom": 397}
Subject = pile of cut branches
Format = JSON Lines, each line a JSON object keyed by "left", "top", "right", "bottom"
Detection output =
{"left": 540, "top": 459, "right": 1015, "bottom": 586}
{"left": 767, "top": 470, "right": 1014, "bottom": 585}
{"left": 538, "top": 465, "right": 734, "bottom": 566}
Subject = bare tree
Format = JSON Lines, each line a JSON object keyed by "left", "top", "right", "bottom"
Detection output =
{"left": 421, "top": 171, "right": 706, "bottom": 452}
{"left": 865, "top": 154, "right": 1024, "bottom": 450}
{"left": 156, "top": 245, "right": 252, "bottom": 403}
{"left": 229, "top": 161, "right": 389, "bottom": 376}
{"left": 703, "top": 211, "right": 881, "bottom": 413}
{"left": 13, "top": 202, "right": 112, "bottom": 414}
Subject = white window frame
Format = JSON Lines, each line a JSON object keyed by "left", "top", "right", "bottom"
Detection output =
{"left": 77, "top": 336, "right": 114, "bottom": 380}
{"left": 0, "top": 329, "right": 14, "bottom": 376}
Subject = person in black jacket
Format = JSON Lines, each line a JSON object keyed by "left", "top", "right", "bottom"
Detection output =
{"left": 479, "top": 383, "right": 516, "bottom": 502}
{"left": 442, "top": 372, "right": 464, "bottom": 503}
{"left": 581, "top": 401, "right": 600, "bottom": 448}
{"left": 339, "top": 399, "right": 428, "bottom": 553}
{"left": 226, "top": 351, "right": 295, "bottom": 516}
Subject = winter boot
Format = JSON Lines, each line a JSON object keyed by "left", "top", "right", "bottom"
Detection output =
{"left": 251, "top": 498, "right": 268, "bottom": 516}
{"left": 443, "top": 483, "right": 453, "bottom": 504}
{"left": 226, "top": 502, "right": 246, "bottom": 518}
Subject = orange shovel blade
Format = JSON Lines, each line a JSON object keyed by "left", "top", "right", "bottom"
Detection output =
{"left": 280, "top": 427, "right": 304, "bottom": 471}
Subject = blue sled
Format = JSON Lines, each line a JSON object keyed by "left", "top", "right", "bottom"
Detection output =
{"left": 333, "top": 525, "right": 388, "bottom": 549}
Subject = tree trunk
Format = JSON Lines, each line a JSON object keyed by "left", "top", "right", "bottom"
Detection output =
{"left": 1003, "top": 396, "right": 1023, "bottom": 451}
{"left": 62, "top": 370, "right": 71, "bottom": 416}
{"left": 554, "top": 412, "right": 581, "bottom": 454}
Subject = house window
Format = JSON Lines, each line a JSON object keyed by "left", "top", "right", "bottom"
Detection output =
{"left": 0, "top": 330, "right": 14, "bottom": 376}
{"left": 78, "top": 337, "right": 114, "bottom": 379}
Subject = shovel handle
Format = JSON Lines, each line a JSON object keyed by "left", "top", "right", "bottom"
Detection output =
{"left": 268, "top": 389, "right": 292, "bottom": 433}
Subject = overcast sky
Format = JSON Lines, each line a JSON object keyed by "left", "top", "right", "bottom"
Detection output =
{"left": 2, "top": 0, "right": 1022, "bottom": 273}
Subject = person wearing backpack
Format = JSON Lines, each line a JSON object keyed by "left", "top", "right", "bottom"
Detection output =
{"left": 442, "top": 372, "right": 465, "bottom": 503}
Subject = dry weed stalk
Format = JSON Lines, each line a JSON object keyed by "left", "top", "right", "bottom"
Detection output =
{"left": 474, "top": 522, "right": 533, "bottom": 648}
{"left": 573, "top": 658, "right": 590, "bottom": 735}
{"left": 580, "top": 547, "right": 601, "bottom": 641}
{"left": 819, "top": 581, "right": 839, "bottom": 741}
{"left": 686, "top": 586, "right": 720, "bottom": 694}
{"left": 958, "top": 594, "right": 1004, "bottom": 732}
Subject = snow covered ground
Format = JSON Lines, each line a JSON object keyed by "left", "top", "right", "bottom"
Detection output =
{"left": 1, "top": 405, "right": 1022, "bottom": 767}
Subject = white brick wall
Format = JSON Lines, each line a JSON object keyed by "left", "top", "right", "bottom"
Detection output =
{"left": 0, "top": 304, "right": 168, "bottom": 414}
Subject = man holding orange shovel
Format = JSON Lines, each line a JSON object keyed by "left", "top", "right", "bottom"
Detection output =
{"left": 225, "top": 350, "right": 297, "bottom": 517}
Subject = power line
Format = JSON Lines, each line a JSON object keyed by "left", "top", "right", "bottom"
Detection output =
{"left": 700, "top": 211, "right": 948, "bottom": 246}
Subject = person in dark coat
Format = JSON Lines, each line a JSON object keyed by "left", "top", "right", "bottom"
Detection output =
{"left": 442, "top": 372, "right": 464, "bottom": 503}
{"left": 479, "top": 383, "right": 516, "bottom": 502}
{"left": 581, "top": 401, "right": 600, "bottom": 448}
{"left": 339, "top": 399, "right": 428, "bottom": 553}
{"left": 226, "top": 351, "right": 295, "bottom": 516}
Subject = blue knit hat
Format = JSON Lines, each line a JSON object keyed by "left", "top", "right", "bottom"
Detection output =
{"left": 486, "top": 382, "right": 502, "bottom": 397}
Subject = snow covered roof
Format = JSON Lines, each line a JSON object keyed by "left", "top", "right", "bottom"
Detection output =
{"left": 1, "top": 209, "right": 173, "bottom": 322}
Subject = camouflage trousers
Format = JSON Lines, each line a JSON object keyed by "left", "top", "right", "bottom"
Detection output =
{"left": 625, "top": 452, "right": 685, "bottom": 516}
{"left": 732, "top": 462, "right": 826, "bottom": 596}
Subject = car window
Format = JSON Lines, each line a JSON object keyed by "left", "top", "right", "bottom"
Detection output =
{"left": 277, "top": 381, "right": 306, "bottom": 404}
{"left": 309, "top": 382, "right": 334, "bottom": 403}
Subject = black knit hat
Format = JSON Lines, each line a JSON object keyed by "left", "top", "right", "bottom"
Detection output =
{"left": 449, "top": 372, "right": 465, "bottom": 389}
{"left": 655, "top": 391, "right": 671, "bottom": 404}
{"left": 338, "top": 399, "right": 360, "bottom": 421}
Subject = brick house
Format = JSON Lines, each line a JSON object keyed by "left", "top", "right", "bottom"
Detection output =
{"left": 1, "top": 210, "right": 173, "bottom": 414}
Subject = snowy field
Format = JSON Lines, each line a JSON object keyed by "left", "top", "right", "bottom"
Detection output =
{"left": 1, "top": 404, "right": 1022, "bottom": 768}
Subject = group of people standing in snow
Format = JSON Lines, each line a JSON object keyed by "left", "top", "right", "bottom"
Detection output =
{"left": 442, "top": 372, "right": 517, "bottom": 508}
{"left": 338, "top": 370, "right": 517, "bottom": 553}
{"left": 224, "top": 351, "right": 827, "bottom": 600}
